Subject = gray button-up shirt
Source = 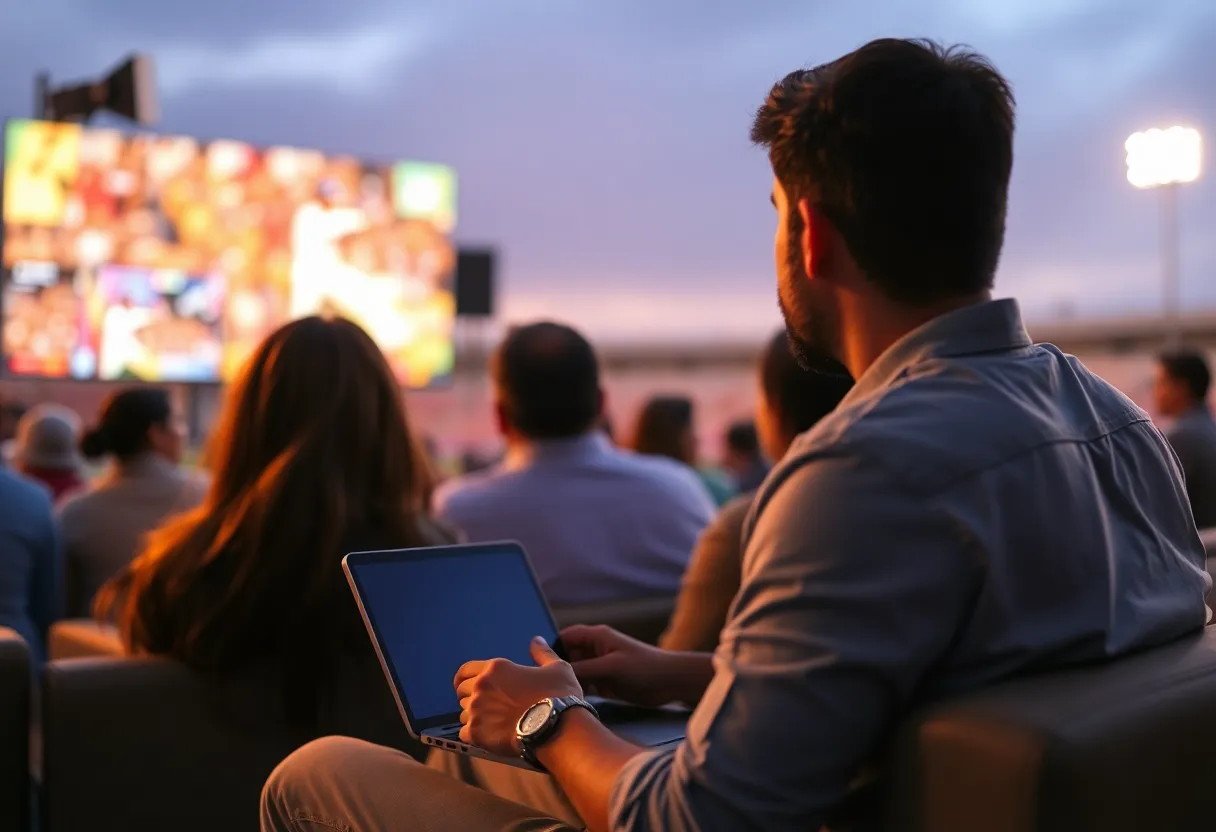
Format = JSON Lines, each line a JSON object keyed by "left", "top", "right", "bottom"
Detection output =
{"left": 610, "top": 299, "right": 1210, "bottom": 832}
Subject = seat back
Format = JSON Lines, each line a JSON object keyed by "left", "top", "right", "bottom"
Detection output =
{"left": 552, "top": 596, "right": 676, "bottom": 645}
{"left": 41, "top": 655, "right": 417, "bottom": 832}
{"left": 0, "top": 628, "right": 29, "bottom": 832}
{"left": 886, "top": 628, "right": 1216, "bottom": 832}
{"left": 47, "top": 620, "right": 123, "bottom": 660}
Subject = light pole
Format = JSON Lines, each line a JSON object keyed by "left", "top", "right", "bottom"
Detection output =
{"left": 1125, "top": 126, "right": 1203, "bottom": 346}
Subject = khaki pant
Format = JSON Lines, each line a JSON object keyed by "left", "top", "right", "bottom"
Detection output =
{"left": 260, "top": 737, "right": 584, "bottom": 832}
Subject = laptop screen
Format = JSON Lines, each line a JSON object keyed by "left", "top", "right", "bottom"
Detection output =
{"left": 347, "top": 543, "right": 558, "bottom": 725}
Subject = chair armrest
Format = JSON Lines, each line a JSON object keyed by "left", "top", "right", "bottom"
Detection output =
{"left": 48, "top": 620, "right": 124, "bottom": 660}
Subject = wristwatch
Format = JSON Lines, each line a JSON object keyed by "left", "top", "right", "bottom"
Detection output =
{"left": 516, "top": 695, "right": 599, "bottom": 767}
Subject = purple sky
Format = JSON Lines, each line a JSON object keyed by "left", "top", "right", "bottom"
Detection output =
{"left": 4, "top": 0, "right": 1214, "bottom": 343}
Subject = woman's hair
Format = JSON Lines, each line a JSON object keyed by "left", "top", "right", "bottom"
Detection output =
{"left": 80, "top": 388, "right": 172, "bottom": 462}
{"left": 760, "top": 331, "right": 855, "bottom": 436}
{"left": 96, "top": 316, "right": 440, "bottom": 727}
{"left": 629, "top": 395, "right": 695, "bottom": 465}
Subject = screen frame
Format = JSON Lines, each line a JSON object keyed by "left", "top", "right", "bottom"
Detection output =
{"left": 342, "top": 540, "right": 561, "bottom": 734}
{"left": 0, "top": 116, "right": 458, "bottom": 389}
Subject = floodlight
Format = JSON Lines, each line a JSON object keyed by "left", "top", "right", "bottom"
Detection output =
{"left": 1125, "top": 126, "right": 1202, "bottom": 189}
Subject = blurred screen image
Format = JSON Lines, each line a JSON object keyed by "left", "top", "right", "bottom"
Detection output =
{"left": 1, "top": 118, "right": 458, "bottom": 387}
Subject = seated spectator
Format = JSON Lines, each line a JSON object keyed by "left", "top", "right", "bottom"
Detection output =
{"left": 0, "top": 467, "right": 60, "bottom": 664}
{"left": 720, "top": 420, "right": 768, "bottom": 493}
{"left": 661, "top": 332, "right": 853, "bottom": 652}
{"left": 1154, "top": 349, "right": 1216, "bottom": 528}
{"left": 0, "top": 400, "right": 27, "bottom": 467}
{"left": 58, "top": 388, "right": 205, "bottom": 617}
{"left": 629, "top": 395, "right": 736, "bottom": 506}
{"left": 12, "top": 403, "right": 86, "bottom": 502}
{"left": 263, "top": 39, "right": 1209, "bottom": 832}
{"left": 436, "top": 322, "right": 714, "bottom": 606}
{"left": 96, "top": 316, "right": 453, "bottom": 742}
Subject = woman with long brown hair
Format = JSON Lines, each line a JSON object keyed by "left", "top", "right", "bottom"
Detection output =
{"left": 96, "top": 315, "right": 453, "bottom": 735}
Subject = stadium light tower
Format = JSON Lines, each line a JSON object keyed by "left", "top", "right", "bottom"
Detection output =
{"left": 1125, "top": 126, "right": 1203, "bottom": 345}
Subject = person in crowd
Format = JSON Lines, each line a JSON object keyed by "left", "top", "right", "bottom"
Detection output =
{"left": 0, "top": 467, "right": 60, "bottom": 665}
{"left": 628, "top": 395, "right": 736, "bottom": 506}
{"left": 0, "top": 400, "right": 28, "bottom": 466}
{"left": 720, "top": 420, "right": 769, "bottom": 493}
{"left": 1154, "top": 349, "right": 1216, "bottom": 529}
{"left": 96, "top": 316, "right": 453, "bottom": 743}
{"left": 11, "top": 403, "right": 87, "bottom": 502}
{"left": 261, "top": 40, "right": 1209, "bottom": 832}
{"left": 58, "top": 388, "right": 205, "bottom": 617}
{"left": 434, "top": 322, "right": 714, "bottom": 606}
{"left": 661, "top": 332, "right": 854, "bottom": 652}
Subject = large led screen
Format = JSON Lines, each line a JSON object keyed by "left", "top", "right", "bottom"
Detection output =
{"left": 1, "top": 118, "right": 457, "bottom": 387}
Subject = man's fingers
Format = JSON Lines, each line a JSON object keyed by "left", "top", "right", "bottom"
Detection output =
{"left": 460, "top": 708, "right": 470, "bottom": 725}
{"left": 453, "top": 660, "right": 487, "bottom": 691}
{"left": 459, "top": 724, "right": 472, "bottom": 745}
{"left": 530, "top": 636, "right": 562, "bottom": 667}
{"left": 456, "top": 677, "right": 478, "bottom": 698}
{"left": 570, "top": 654, "right": 618, "bottom": 682}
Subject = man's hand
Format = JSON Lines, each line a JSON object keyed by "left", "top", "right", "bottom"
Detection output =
{"left": 454, "top": 637, "right": 582, "bottom": 756}
{"left": 562, "top": 624, "right": 714, "bottom": 708}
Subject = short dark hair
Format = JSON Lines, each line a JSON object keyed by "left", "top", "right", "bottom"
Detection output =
{"left": 751, "top": 38, "right": 1015, "bottom": 305}
{"left": 761, "top": 331, "right": 855, "bottom": 435}
{"left": 493, "top": 322, "right": 601, "bottom": 440}
{"left": 725, "top": 421, "right": 760, "bottom": 456}
{"left": 1160, "top": 350, "right": 1211, "bottom": 403}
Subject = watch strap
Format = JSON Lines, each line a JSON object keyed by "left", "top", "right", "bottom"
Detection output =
{"left": 519, "top": 695, "right": 599, "bottom": 766}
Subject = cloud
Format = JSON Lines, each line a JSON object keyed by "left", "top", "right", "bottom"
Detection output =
{"left": 155, "top": 25, "right": 432, "bottom": 96}
{"left": 1, "top": 0, "right": 1213, "bottom": 342}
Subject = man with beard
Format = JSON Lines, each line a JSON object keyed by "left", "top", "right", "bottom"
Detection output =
{"left": 260, "top": 39, "right": 1210, "bottom": 832}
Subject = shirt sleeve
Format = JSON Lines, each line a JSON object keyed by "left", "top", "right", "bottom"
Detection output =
{"left": 610, "top": 451, "right": 978, "bottom": 831}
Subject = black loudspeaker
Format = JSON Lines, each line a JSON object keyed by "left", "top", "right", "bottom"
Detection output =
{"left": 455, "top": 248, "right": 496, "bottom": 318}
{"left": 46, "top": 54, "right": 158, "bottom": 125}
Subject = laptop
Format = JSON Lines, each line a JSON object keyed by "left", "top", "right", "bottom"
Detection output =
{"left": 343, "top": 540, "right": 689, "bottom": 770}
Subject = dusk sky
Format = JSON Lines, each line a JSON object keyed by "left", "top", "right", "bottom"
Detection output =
{"left": 4, "top": 0, "right": 1214, "bottom": 343}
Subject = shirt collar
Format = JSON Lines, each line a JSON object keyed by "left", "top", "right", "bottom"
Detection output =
{"left": 840, "top": 298, "right": 1033, "bottom": 408}
{"left": 503, "top": 431, "right": 612, "bottom": 470}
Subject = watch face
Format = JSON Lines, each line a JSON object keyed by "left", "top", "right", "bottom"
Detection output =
{"left": 519, "top": 700, "right": 554, "bottom": 736}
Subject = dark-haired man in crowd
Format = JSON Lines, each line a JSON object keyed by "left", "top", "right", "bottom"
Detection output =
{"left": 1154, "top": 349, "right": 1216, "bottom": 529}
{"left": 432, "top": 321, "right": 714, "bottom": 606}
{"left": 720, "top": 421, "right": 769, "bottom": 493}
{"left": 662, "top": 331, "right": 853, "bottom": 653}
{"left": 262, "top": 39, "right": 1208, "bottom": 831}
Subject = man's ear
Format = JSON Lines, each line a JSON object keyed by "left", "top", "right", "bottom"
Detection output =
{"left": 797, "top": 198, "right": 835, "bottom": 283}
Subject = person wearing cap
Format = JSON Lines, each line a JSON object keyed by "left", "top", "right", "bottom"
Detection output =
{"left": 12, "top": 403, "right": 86, "bottom": 503}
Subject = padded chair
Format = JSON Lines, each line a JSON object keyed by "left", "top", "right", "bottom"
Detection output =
{"left": 0, "top": 628, "right": 29, "bottom": 832}
{"left": 41, "top": 655, "right": 420, "bottom": 832}
{"left": 552, "top": 596, "right": 676, "bottom": 645}
{"left": 885, "top": 628, "right": 1216, "bottom": 832}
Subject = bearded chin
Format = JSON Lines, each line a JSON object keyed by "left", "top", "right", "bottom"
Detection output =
{"left": 777, "top": 295, "right": 852, "bottom": 379}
